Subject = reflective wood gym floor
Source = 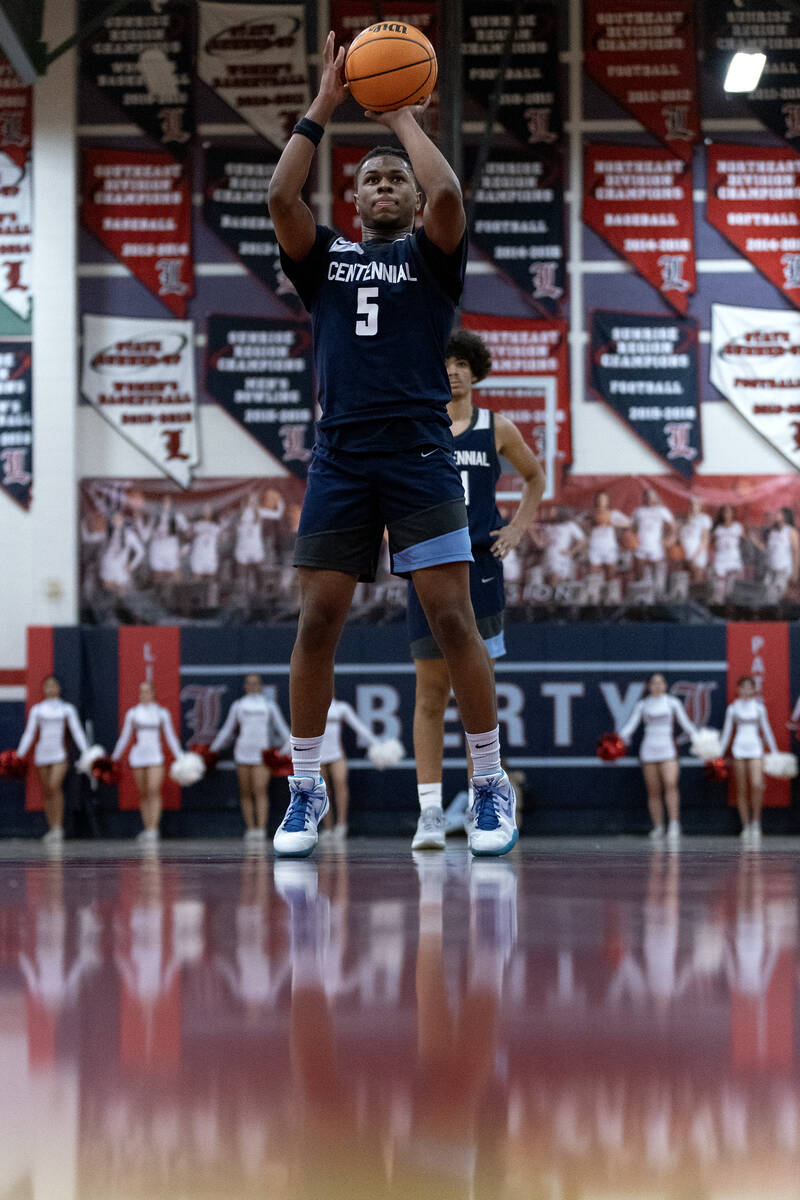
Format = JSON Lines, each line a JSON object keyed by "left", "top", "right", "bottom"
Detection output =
{"left": 1, "top": 837, "right": 798, "bottom": 1199}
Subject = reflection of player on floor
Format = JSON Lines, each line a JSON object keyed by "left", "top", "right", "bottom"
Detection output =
{"left": 112, "top": 680, "right": 182, "bottom": 844}
{"left": 268, "top": 32, "right": 515, "bottom": 858}
{"left": 318, "top": 697, "right": 379, "bottom": 841}
{"left": 409, "top": 329, "right": 544, "bottom": 850}
{"left": 17, "top": 675, "right": 89, "bottom": 843}
{"left": 720, "top": 676, "right": 778, "bottom": 843}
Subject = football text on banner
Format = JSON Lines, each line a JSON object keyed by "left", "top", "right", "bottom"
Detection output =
{"left": 79, "top": 0, "right": 194, "bottom": 155}
{"left": 726, "top": 622, "right": 791, "bottom": 808}
{"left": 0, "top": 341, "right": 32, "bottom": 508}
{"left": 332, "top": 144, "right": 365, "bottom": 245}
{"left": 24, "top": 627, "right": 54, "bottom": 813}
{"left": 197, "top": 2, "right": 310, "bottom": 148}
{"left": 82, "top": 148, "right": 194, "bottom": 317}
{"left": 81, "top": 315, "right": 199, "bottom": 487}
{"left": 583, "top": 145, "right": 696, "bottom": 314}
{"left": 706, "top": 146, "right": 800, "bottom": 310}
{"left": 118, "top": 626, "right": 182, "bottom": 811}
{"left": 584, "top": 0, "right": 698, "bottom": 162}
{"left": 589, "top": 310, "right": 701, "bottom": 477}
{"left": 0, "top": 53, "right": 32, "bottom": 168}
{"left": 205, "top": 315, "right": 314, "bottom": 478}
{"left": 710, "top": 304, "right": 800, "bottom": 472}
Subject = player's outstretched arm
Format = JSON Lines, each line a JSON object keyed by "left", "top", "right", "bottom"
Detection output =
{"left": 490, "top": 416, "right": 546, "bottom": 559}
{"left": 268, "top": 31, "right": 347, "bottom": 261}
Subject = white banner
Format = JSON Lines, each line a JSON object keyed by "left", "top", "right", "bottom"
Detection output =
{"left": 197, "top": 2, "right": 310, "bottom": 148}
{"left": 0, "top": 152, "right": 31, "bottom": 321}
{"left": 81, "top": 315, "right": 199, "bottom": 486}
{"left": 710, "top": 303, "right": 800, "bottom": 471}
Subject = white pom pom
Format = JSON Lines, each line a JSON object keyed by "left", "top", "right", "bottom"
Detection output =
{"left": 169, "top": 751, "right": 206, "bottom": 786}
{"left": 764, "top": 751, "right": 798, "bottom": 779}
{"left": 690, "top": 727, "right": 723, "bottom": 761}
{"left": 77, "top": 744, "right": 105, "bottom": 775}
{"left": 367, "top": 738, "right": 405, "bottom": 769}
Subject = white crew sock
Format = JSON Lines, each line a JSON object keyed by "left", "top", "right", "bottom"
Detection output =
{"left": 290, "top": 735, "right": 323, "bottom": 780}
{"left": 466, "top": 727, "right": 502, "bottom": 778}
{"left": 417, "top": 782, "right": 442, "bottom": 811}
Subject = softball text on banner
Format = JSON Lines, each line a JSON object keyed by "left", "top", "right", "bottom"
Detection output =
{"left": 710, "top": 303, "right": 800, "bottom": 471}
{"left": 0, "top": 340, "right": 32, "bottom": 508}
{"left": 205, "top": 315, "right": 313, "bottom": 478}
{"left": 583, "top": 144, "right": 695, "bottom": 314}
{"left": 589, "top": 310, "right": 701, "bottom": 477}
{"left": 197, "top": 2, "right": 310, "bottom": 148}
{"left": 81, "top": 315, "right": 199, "bottom": 487}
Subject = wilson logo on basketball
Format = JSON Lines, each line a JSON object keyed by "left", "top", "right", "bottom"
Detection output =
{"left": 367, "top": 23, "right": 409, "bottom": 34}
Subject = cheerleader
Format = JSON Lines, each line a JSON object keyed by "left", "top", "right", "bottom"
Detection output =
{"left": 148, "top": 497, "right": 187, "bottom": 583}
{"left": 99, "top": 511, "right": 145, "bottom": 595}
{"left": 319, "top": 697, "right": 379, "bottom": 840}
{"left": 720, "top": 676, "right": 778, "bottom": 843}
{"left": 679, "top": 497, "right": 712, "bottom": 585}
{"left": 209, "top": 674, "right": 291, "bottom": 841}
{"left": 631, "top": 488, "right": 675, "bottom": 592}
{"left": 758, "top": 508, "right": 799, "bottom": 602}
{"left": 235, "top": 491, "right": 285, "bottom": 574}
{"left": 111, "top": 680, "right": 183, "bottom": 842}
{"left": 618, "top": 674, "right": 697, "bottom": 841}
{"left": 190, "top": 502, "right": 224, "bottom": 607}
{"left": 16, "top": 675, "right": 89, "bottom": 843}
{"left": 537, "top": 508, "right": 586, "bottom": 586}
{"left": 587, "top": 491, "right": 630, "bottom": 602}
{"left": 711, "top": 505, "right": 744, "bottom": 601}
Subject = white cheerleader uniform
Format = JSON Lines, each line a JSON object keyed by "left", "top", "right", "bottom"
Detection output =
{"left": 766, "top": 526, "right": 793, "bottom": 576}
{"left": 190, "top": 519, "right": 221, "bottom": 576}
{"left": 100, "top": 523, "right": 145, "bottom": 587}
{"left": 632, "top": 505, "right": 673, "bottom": 563}
{"left": 209, "top": 694, "right": 291, "bottom": 766}
{"left": 679, "top": 512, "right": 712, "bottom": 568}
{"left": 720, "top": 698, "right": 778, "bottom": 759}
{"left": 149, "top": 511, "right": 184, "bottom": 573}
{"left": 712, "top": 522, "right": 743, "bottom": 577}
{"left": 235, "top": 497, "right": 285, "bottom": 566}
{"left": 588, "top": 512, "right": 627, "bottom": 567}
{"left": 619, "top": 694, "right": 697, "bottom": 763}
{"left": 543, "top": 520, "right": 584, "bottom": 579}
{"left": 17, "top": 699, "right": 88, "bottom": 766}
{"left": 320, "top": 699, "right": 377, "bottom": 765}
{"left": 112, "top": 703, "right": 182, "bottom": 767}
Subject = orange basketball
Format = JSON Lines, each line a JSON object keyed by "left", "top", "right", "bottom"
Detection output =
{"left": 345, "top": 22, "right": 437, "bottom": 112}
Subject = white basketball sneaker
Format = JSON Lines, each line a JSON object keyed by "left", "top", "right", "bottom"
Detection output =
{"left": 273, "top": 776, "right": 329, "bottom": 857}
{"left": 467, "top": 771, "right": 518, "bottom": 857}
{"left": 411, "top": 805, "right": 445, "bottom": 850}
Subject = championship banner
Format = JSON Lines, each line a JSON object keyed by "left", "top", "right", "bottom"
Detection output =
{"left": 0, "top": 53, "right": 32, "bottom": 168}
{"left": 706, "top": 3, "right": 800, "bottom": 152}
{"left": 205, "top": 315, "right": 313, "bottom": 478}
{"left": 461, "top": 312, "right": 571, "bottom": 499}
{"left": 584, "top": 0, "right": 698, "bottom": 162}
{"left": 81, "top": 315, "right": 199, "bottom": 486}
{"left": 203, "top": 146, "right": 302, "bottom": 311}
{"left": 710, "top": 303, "right": 800, "bottom": 471}
{"left": 0, "top": 151, "right": 31, "bottom": 323}
{"left": 332, "top": 1, "right": 437, "bottom": 48}
{"left": 332, "top": 144, "right": 366, "bottom": 244}
{"left": 583, "top": 144, "right": 696, "bottom": 314}
{"left": 0, "top": 341, "right": 32, "bottom": 508}
{"left": 82, "top": 149, "right": 194, "bottom": 318}
{"left": 466, "top": 147, "right": 565, "bottom": 317}
{"left": 706, "top": 145, "right": 800, "bottom": 310}
{"left": 589, "top": 310, "right": 701, "bottom": 477}
{"left": 197, "top": 2, "right": 310, "bottom": 149}
{"left": 462, "top": 1, "right": 561, "bottom": 146}
{"left": 80, "top": 0, "right": 194, "bottom": 155}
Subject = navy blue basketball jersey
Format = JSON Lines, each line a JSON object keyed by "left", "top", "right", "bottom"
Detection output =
{"left": 280, "top": 224, "right": 467, "bottom": 451}
{"left": 454, "top": 407, "right": 503, "bottom": 549}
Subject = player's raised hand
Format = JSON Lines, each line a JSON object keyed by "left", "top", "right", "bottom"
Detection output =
{"left": 317, "top": 31, "right": 348, "bottom": 110}
{"left": 364, "top": 96, "right": 432, "bottom": 127}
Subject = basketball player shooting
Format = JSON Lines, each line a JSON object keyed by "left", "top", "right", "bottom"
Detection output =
{"left": 267, "top": 29, "right": 517, "bottom": 858}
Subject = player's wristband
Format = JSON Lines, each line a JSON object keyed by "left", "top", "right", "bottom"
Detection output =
{"left": 292, "top": 118, "right": 324, "bottom": 147}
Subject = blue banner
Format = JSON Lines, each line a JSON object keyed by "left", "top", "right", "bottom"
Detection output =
{"left": 0, "top": 339, "right": 32, "bottom": 508}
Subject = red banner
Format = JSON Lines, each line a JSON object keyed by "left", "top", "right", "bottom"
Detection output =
{"left": 706, "top": 145, "right": 800, "bottom": 311}
{"left": 584, "top": 0, "right": 698, "bottom": 162}
{"left": 24, "top": 627, "right": 53, "bottom": 812}
{"left": 726, "top": 622, "right": 791, "bottom": 807}
{"left": 0, "top": 53, "right": 31, "bottom": 168}
{"left": 331, "top": 0, "right": 438, "bottom": 47}
{"left": 81, "top": 149, "right": 194, "bottom": 318}
{"left": 584, "top": 144, "right": 696, "bottom": 314}
{"left": 117, "top": 626, "right": 182, "bottom": 811}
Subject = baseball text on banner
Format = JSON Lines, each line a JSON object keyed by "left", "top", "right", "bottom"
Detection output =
{"left": 710, "top": 303, "right": 800, "bottom": 471}
{"left": 0, "top": 340, "right": 32, "bottom": 508}
{"left": 589, "top": 310, "right": 701, "bottom": 477}
{"left": 81, "top": 315, "right": 199, "bottom": 487}
{"left": 727, "top": 622, "right": 791, "bottom": 808}
{"left": 0, "top": 53, "right": 32, "bottom": 168}
{"left": 79, "top": 0, "right": 194, "bottom": 155}
{"left": 205, "top": 315, "right": 314, "bottom": 478}
{"left": 706, "top": 146, "right": 800, "bottom": 310}
{"left": 118, "top": 626, "right": 182, "bottom": 811}
{"left": 584, "top": 144, "right": 695, "bottom": 314}
{"left": 584, "top": 0, "right": 698, "bottom": 162}
{"left": 82, "top": 148, "right": 194, "bottom": 318}
{"left": 197, "top": 2, "right": 310, "bottom": 148}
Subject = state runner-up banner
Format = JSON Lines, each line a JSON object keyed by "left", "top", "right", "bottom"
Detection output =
{"left": 584, "top": 0, "right": 698, "bottom": 162}
{"left": 706, "top": 2, "right": 800, "bottom": 153}
{"left": 0, "top": 340, "right": 32, "bottom": 508}
{"left": 0, "top": 53, "right": 32, "bottom": 168}
{"left": 197, "top": 2, "right": 310, "bottom": 149}
{"left": 82, "top": 148, "right": 194, "bottom": 318}
{"left": 589, "top": 310, "right": 701, "bottom": 477}
{"left": 706, "top": 145, "right": 800, "bottom": 310}
{"left": 81, "top": 315, "right": 199, "bottom": 486}
{"left": 710, "top": 303, "right": 800, "bottom": 471}
{"left": 205, "top": 315, "right": 313, "bottom": 478}
{"left": 80, "top": 0, "right": 194, "bottom": 155}
{"left": 584, "top": 144, "right": 695, "bottom": 314}
{"left": 0, "top": 149, "right": 31, "bottom": 324}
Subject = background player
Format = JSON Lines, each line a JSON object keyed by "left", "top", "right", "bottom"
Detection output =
{"left": 16, "top": 675, "right": 90, "bottom": 844}
{"left": 267, "top": 31, "right": 516, "bottom": 858}
{"left": 409, "top": 328, "right": 544, "bottom": 849}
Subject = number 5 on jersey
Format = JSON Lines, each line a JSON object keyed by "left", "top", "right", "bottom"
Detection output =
{"left": 355, "top": 287, "right": 379, "bottom": 336}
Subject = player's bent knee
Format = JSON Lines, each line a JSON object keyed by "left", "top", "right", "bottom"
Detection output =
{"left": 426, "top": 606, "right": 476, "bottom": 653}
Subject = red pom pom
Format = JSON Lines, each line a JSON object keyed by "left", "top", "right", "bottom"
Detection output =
{"left": 704, "top": 757, "right": 729, "bottom": 782}
{"left": 0, "top": 749, "right": 27, "bottom": 779}
{"left": 91, "top": 755, "right": 121, "bottom": 786}
{"left": 263, "top": 748, "right": 293, "bottom": 776}
{"left": 597, "top": 732, "right": 626, "bottom": 761}
{"left": 189, "top": 744, "right": 219, "bottom": 771}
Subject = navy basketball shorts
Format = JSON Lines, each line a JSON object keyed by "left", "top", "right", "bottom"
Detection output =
{"left": 294, "top": 441, "right": 472, "bottom": 582}
{"left": 407, "top": 547, "right": 506, "bottom": 660}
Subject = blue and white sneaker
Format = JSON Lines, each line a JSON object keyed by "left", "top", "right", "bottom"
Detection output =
{"left": 467, "top": 770, "right": 518, "bottom": 857}
{"left": 273, "top": 776, "right": 329, "bottom": 857}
